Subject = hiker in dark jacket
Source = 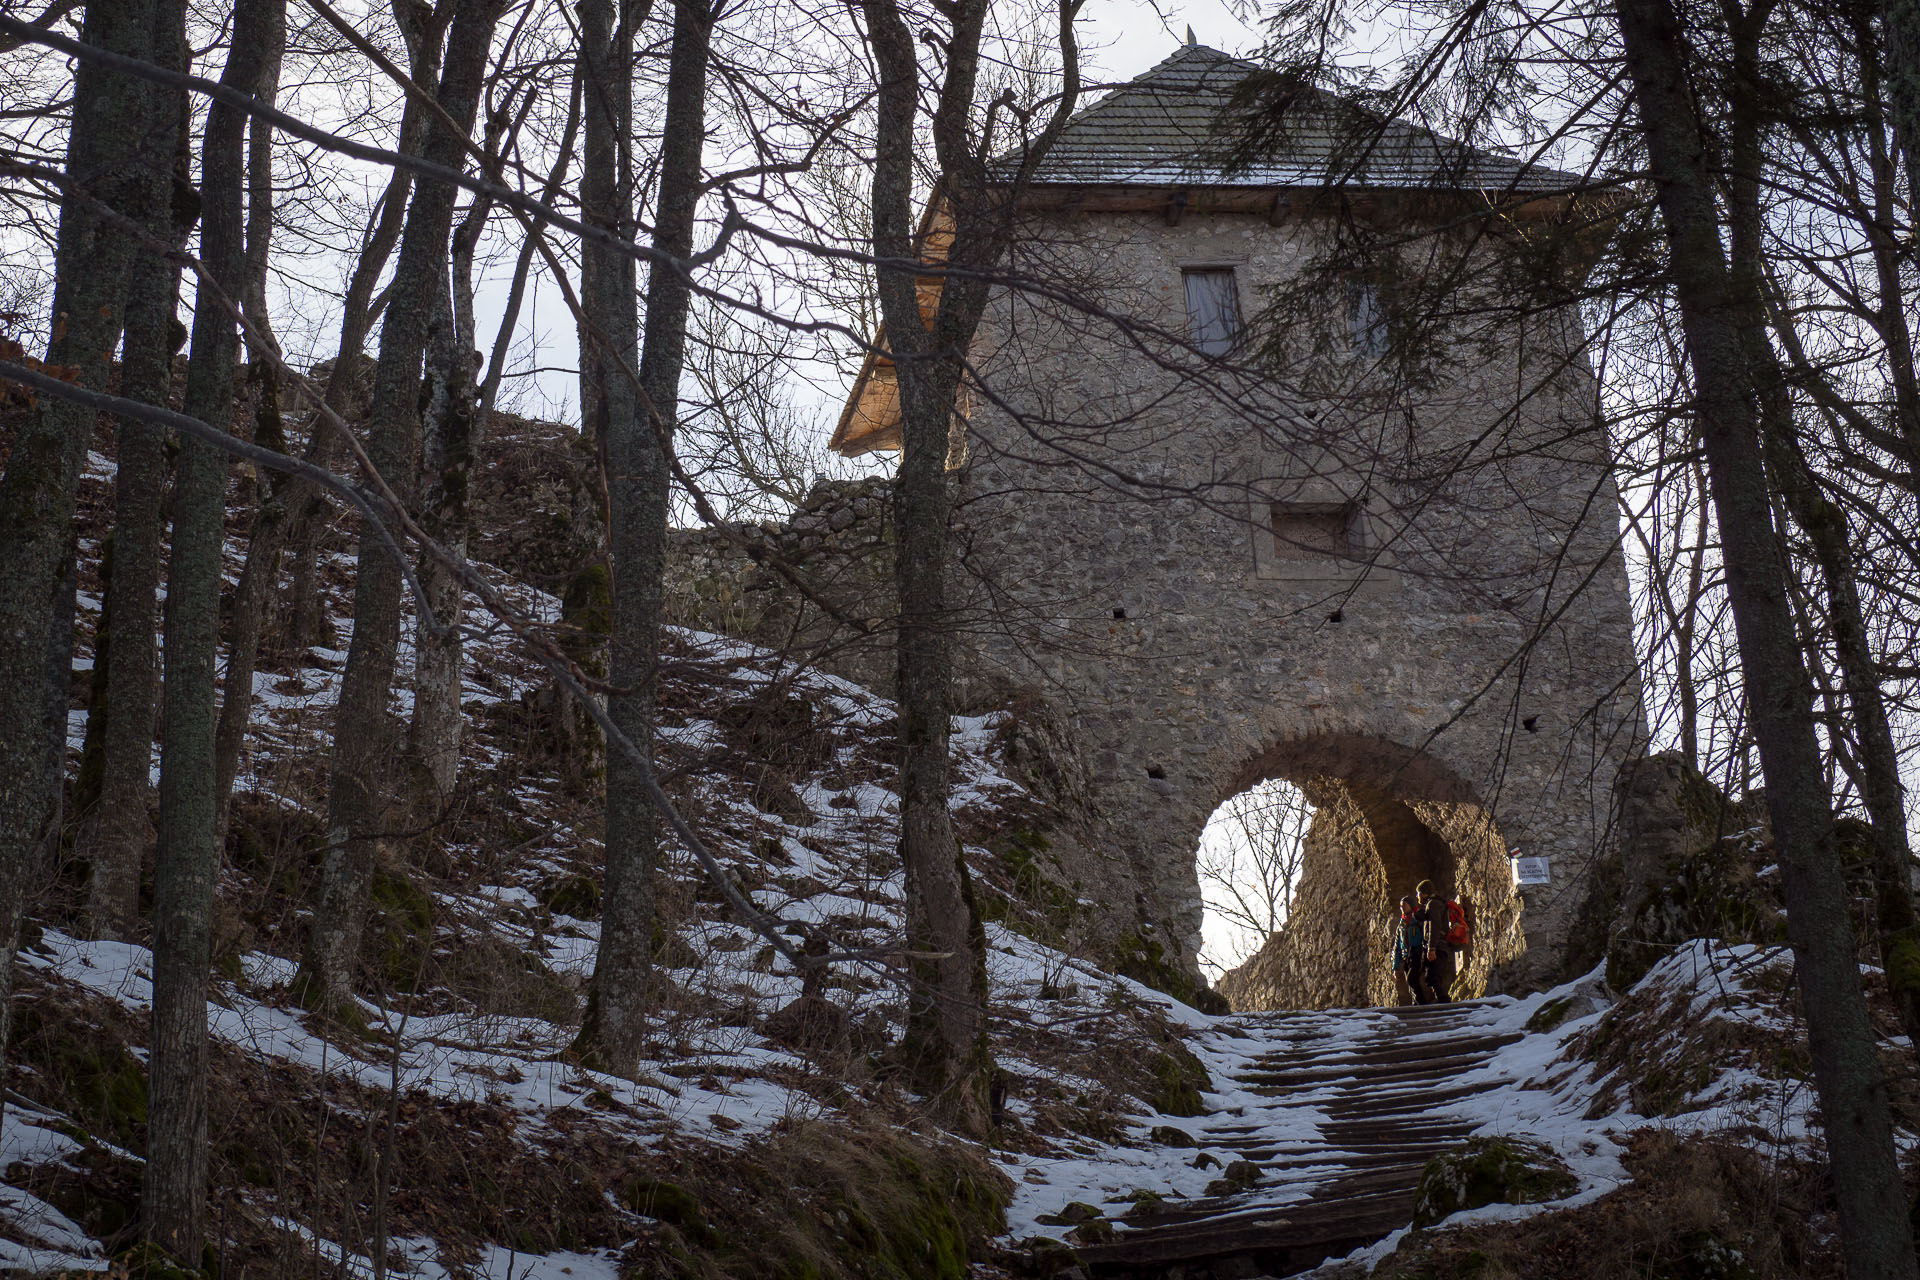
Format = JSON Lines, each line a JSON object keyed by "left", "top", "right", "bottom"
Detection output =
{"left": 1413, "top": 880, "right": 1454, "bottom": 1004}
{"left": 1391, "top": 895, "right": 1421, "bottom": 1005}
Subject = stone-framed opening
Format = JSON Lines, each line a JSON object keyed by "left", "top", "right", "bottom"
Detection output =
{"left": 1196, "top": 778, "right": 1316, "bottom": 984}
{"left": 1213, "top": 734, "right": 1524, "bottom": 1010}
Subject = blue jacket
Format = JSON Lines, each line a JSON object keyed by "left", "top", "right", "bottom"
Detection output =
{"left": 1391, "top": 914, "right": 1419, "bottom": 970}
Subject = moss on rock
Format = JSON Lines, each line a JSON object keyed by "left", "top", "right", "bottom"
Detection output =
{"left": 645, "top": 1123, "right": 1010, "bottom": 1280}
{"left": 805, "top": 1148, "right": 1002, "bottom": 1279}
{"left": 10, "top": 1001, "right": 148, "bottom": 1149}
{"left": 1411, "top": 1136, "right": 1577, "bottom": 1228}
{"left": 1148, "top": 1040, "right": 1211, "bottom": 1117}
{"left": 370, "top": 867, "right": 435, "bottom": 993}
{"left": 1526, "top": 995, "right": 1576, "bottom": 1035}
{"left": 1113, "top": 930, "right": 1231, "bottom": 1015}
{"left": 1606, "top": 834, "right": 1785, "bottom": 991}
{"left": 1036, "top": 1201, "right": 1104, "bottom": 1227}
{"left": 1887, "top": 932, "right": 1920, "bottom": 1007}
{"left": 1204, "top": 1159, "right": 1265, "bottom": 1197}
{"left": 538, "top": 871, "right": 601, "bottom": 920}
{"left": 627, "top": 1179, "right": 718, "bottom": 1246}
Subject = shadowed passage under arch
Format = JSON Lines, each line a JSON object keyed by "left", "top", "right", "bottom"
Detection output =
{"left": 1213, "top": 734, "right": 1522, "bottom": 1010}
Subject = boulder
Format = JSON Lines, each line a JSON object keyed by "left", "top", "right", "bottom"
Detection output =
{"left": 1410, "top": 1136, "right": 1576, "bottom": 1228}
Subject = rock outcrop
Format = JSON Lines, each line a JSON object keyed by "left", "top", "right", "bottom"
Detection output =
{"left": 1605, "top": 753, "right": 1784, "bottom": 990}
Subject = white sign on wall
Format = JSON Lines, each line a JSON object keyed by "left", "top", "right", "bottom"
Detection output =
{"left": 1512, "top": 856, "right": 1552, "bottom": 887}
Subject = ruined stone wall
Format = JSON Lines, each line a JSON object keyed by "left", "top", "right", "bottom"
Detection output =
{"left": 661, "top": 480, "right": 1160, "bottom": 947}
{"left": 1218, "top": 780, "right": 1527, "bottom": 1010}
{"left": 662, "top": 478, "right": 897, "bottom": 696}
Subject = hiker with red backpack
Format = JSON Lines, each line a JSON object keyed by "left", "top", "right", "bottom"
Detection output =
{"left": 1413, "top": 880, "right": 1470, "bottom": 1003}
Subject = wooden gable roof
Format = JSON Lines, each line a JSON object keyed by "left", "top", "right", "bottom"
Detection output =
{"left": 828, "top": 198, "right": 954, "bottom": 457}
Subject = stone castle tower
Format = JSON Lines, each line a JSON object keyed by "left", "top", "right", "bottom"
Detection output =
{"left": 716, "top": 43, "right": 1648, "bottom": 1003}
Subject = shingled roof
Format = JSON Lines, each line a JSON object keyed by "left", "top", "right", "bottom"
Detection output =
{"left": 1020, "top": 42, "right": 1582, "bottom": 194}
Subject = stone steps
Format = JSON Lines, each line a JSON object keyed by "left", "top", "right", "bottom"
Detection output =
{"left": 1238, "top": 1053, "right": 1513, "bottom": 1090}
{"left": 1245, "top": 1031, "right": 1522, "bottom": 1069}
{"left": 1058, "top": 1000, "right": 1525, "bottom": 1279}
{"left": 1221, "top": 1142, "right": 1464, "bottom": 1166}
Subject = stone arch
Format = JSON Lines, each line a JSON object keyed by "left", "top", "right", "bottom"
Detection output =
{"left": 1213, "top": 734, "right": 1522, "bottom": 1010}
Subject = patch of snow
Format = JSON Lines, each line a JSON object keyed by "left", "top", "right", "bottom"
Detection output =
{"left": 0, "top": 1185, "right": 108, "bottom": 1270}
{"left": 2, "top": 1109, "right": 85, "bottom": 1168}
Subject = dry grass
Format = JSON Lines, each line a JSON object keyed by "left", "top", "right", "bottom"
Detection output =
{"left": 1370, "top": 1129, "right": 1843, "bottom": 1280}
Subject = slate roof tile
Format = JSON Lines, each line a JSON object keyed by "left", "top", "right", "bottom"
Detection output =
{"left": 1016, "top": 43, "right": 1582, "bottom": 194}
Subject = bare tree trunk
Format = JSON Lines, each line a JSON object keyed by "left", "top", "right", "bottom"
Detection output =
{"left": 207, "top": 0, "right": 285, "bottom": 821}
{"left": 85, "top": 0, "right": 192, "bottom": 938}
{"left": 242, "top": 31, "right": 283, "bottom": 362}
{"left": 0, "top": 0, "right": 161, "bottom": 1092}
{"left": 571, "top": 0, "right": 655, "bottom": 1074}
{"left": 41, "top": 555, "right": 79, "bottom": 877}
{"left": 145, "top": 0, "right": 281, "bottom": 1253}
{"left": 857, "top": 0, "right": 995, "bottom": 1132}
{"left": 408, "top": 185, "right": 491, "bottom": 809}
{"left": 1723, "top": 33, "right": 1920, "bottom": 1059}
{"left": 852, "top": 0, "right": 1081, "bottom": 1132}
{"left": 72, "top": 534, "right": 116, "bottom": 835}
{"left": 299, "top": 0, "right": 502, "bottom": 1015}
{"left": 213, "top": 15, "right": 444, "bottom": 839}
{"left": 1612, "top": 0, "right": 1918, "bottom": 1272}
{"left": 207, "top": 10, "right": 286, "bottom": 848}
{"left": 890, "top": 362, "right": 992, "bottom": 1124}
{"left": 1674, "top": 458, "right": 1708, "bottom": 770}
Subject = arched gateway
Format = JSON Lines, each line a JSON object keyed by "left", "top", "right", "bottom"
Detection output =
{"left": 782, "top": 43, "right": 1646, "bottom": 1004}
{"left": 1209, "top": 736, "right": 1522, "bottom": 1008}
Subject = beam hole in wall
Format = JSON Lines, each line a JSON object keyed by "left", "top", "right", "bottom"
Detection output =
{"left": 1198, "top": 734, "right": 1526, "bottom": 1011}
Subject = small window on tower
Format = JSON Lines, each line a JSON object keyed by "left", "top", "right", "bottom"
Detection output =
{"left": 1271, "top": 501, "right": 1361, "bottom": 560}
{"left": 1184, "top": 267, "right": 1243, "bottom": 356}
{"left": 1346, "top": 280, "right": 1388, "bottom": 357}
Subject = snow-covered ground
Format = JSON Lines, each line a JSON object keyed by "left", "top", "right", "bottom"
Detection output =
{"left": 999, "top": 935, "right": 1912, "bottom": 1270}
{"left": 17, "top": 561, "right": 1215, "bottom": 1270}
{"left": 21, "top": 438, "right": 1909, "bottom": 1274}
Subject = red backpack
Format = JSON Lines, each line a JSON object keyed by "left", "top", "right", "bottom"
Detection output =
{"left": 1444, "top": 900, "right": 1470, "bottom": 952}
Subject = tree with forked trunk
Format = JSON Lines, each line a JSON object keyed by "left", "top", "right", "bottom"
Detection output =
{"left": 853, "top": 0, "right": 1084, "bottom": 1132}
{"left": 80, "top": 0, "right": 192, "bottom": 939}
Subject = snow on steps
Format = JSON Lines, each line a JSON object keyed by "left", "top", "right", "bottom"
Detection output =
{"left": 1006, "top": 939, "right": 1884, "bottom": 1279}
{"left": 1002, "top": 981, "right": 1638, "bottom": 1279}
{"left": 1072, "top": 1000, "right": 1519, "bottom": 1276}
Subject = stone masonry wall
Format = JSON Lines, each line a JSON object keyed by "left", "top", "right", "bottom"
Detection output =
{"left": 1218, "top": 786, "right": 1386, "bottom": 1009}
{"left": 954, "top": 206, "right": 1648, "bottom": 993}
{"left": 1218, "top": 778, "right": 1528, "bottom": 1010}
{"left": 663, "top": 485, "right": 1158, "bottom": 960}
{"left": 663, "top": 478, "right": 897, "bottom": 697}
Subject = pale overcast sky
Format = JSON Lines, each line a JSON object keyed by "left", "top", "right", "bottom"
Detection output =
{"left": 1081, "top": 0, "right": 1266, "bottom": 81}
